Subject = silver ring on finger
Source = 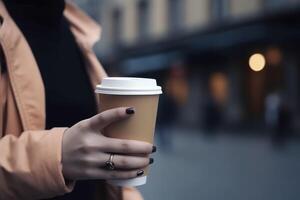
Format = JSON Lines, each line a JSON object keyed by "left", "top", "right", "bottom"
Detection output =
{"left": 104, "top": 154, "right": 115, "bottom": 170}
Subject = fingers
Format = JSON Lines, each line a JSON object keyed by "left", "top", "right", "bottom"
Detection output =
{"left": 85, "top": 153, "right": 151, "bottom": 170}
{"left": 102, "top": 138, "right": 153, "bottom": 154}
{"left": 112, "top": 154, "right": 151, "bottom": 170}
{"left": 85, "top": 168, "right": 145, "bottom": 180}
{"left": 88, "top": 107, "right": 134, "bottom": 130}
{"left": 78, "top": 152, "right": 153, "bottom": 180}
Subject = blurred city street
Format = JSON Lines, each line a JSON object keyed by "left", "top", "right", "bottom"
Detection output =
{"left": 140, "top": 129, "right": 300, "bottom": 200}
{"left": 75, "top": 1, "right": 300, "bottom": 199}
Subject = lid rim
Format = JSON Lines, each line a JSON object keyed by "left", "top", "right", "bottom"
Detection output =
{"left": 96, "top": 77, "right": 162, "bottom": 95}
{"left": 96, "top": 86, "right": 162, "bottom": 91}
{"left": 95, "top": 90, "right": 162, "bottom": 95}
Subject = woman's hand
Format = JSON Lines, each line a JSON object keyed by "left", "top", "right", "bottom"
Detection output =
{"left": 61, "top": 107, "right": 154, "bottom": 181}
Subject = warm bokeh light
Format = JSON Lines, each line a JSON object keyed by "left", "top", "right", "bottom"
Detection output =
{"left": 249, "top": 53, "right": 266, "bottom": 72}
{"left": 209, "top": 72, "right": 229, "bottom": 105}
{"left": 266, "top": 47, "right": 282, "bottom": 66}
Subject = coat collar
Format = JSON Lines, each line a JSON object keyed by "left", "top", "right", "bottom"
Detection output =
{"left": 64, "top": 2, "right": 102, "bottom": 50}
{"left": 0, "top": 1, "right": 102, "bottom": 130}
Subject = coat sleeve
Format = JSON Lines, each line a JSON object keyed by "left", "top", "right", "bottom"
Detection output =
{"left": 0, "top": 128, "right": 75, "bottom": 200}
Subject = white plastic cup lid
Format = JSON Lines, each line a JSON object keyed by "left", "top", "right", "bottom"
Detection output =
{"left": 95, "top": 77, "right": 162, "bottom": 95}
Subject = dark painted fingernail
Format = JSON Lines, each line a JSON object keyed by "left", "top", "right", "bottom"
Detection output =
{"left": 137, "top": 170, "right": 144, "bottom": 177}
{"left": 152, "top": 146, "right": 157, "bottom": 153}
{"left": 149, "top": 158, "right": 154, "bottom": 164}
{"left": 126, "top": 107, "right": 135, "bottom": 115}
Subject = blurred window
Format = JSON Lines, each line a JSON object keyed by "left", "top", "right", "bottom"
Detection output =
{"left": 168, "top": 0, "right": 184, "bottom": 32}
{"left": 137, "top": 0, "right": 150, "bottom": 40}
{"left": 112, "top": 8, "right": 122, "bottom": 46}
{"left": 211, "top": 0, "right": 229, "bottom": 21}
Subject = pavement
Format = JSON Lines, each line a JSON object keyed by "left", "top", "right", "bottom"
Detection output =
{"left": 139, "top": 128, "right": 300, "bottom": 200}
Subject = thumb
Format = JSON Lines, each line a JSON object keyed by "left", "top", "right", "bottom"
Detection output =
{"left": 88, "top": 107, "right": 135, "bottom": 130}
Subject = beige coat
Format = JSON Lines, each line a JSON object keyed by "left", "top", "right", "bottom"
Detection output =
{"left": 0, "top": 1, "right": 142, "bottom": 199}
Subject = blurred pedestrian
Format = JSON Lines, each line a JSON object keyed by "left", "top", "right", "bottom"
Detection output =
{"left": 157, "top": 92, "right": 177, "bottom": 151}
{"left": 203, "top": 95, "right": 222, "bottom": 134}
{"left": 156, "top": 64, "right": 188, "bottom": 151}
{"left": 265, "top": 92, "right": 292, "bottom": 147}
{"left": 0, "top": 0, "right": 154, "bottom": 199}
{"left": 203, "top": 72, "right": 228, "bottom": 135}
{"left": 264, "top": 92, "right": 280, "bottom": 132}
{"left": 273, "top": 99, "right": 292, "bottom": 147}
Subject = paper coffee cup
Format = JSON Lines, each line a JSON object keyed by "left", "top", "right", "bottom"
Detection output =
{"left": 95, "top": 77, "right": 162, "bottom": 186}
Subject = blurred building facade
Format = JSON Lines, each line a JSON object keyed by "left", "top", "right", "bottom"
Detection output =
{"left": 75, "top": 0, "right": 300, "bottom": 134}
